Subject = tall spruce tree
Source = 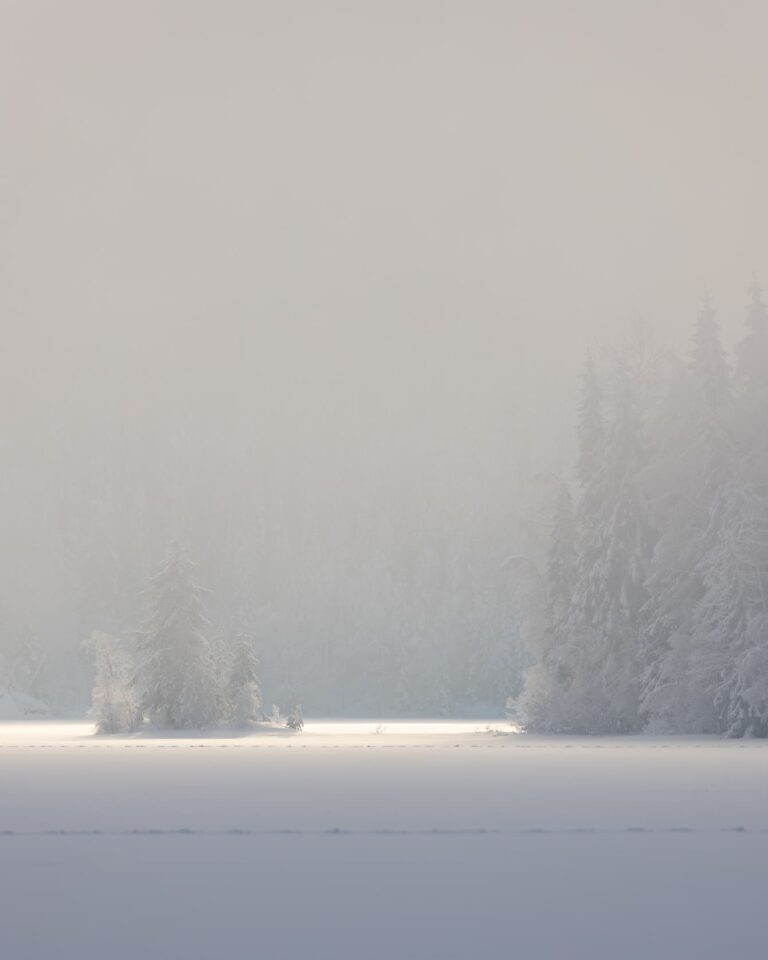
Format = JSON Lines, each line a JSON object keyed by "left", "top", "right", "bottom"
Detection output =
{"left": 690, "top": 282, "right": 768, "bottom": 736}
{"left": 640, "top": 299, "right": 732, "bottom": 731}
{"left": 692, "top": 480, "right": 768, "bottom": 736}
{"left": 553, "top": 337, "right": 656, "bottom": 732}
{"left": 572, "top": 356, "right": 609, "bottom": 634}
{"left": 225, "top": 628, "right": 262, "bottom": 727}
{"left": 546, "top": 484, "right": 577, "bottom": 644}
{"left": 583, "top": 359, "right": 655, "bottom": 731}
{"left": 520, "top": 358, "right": 604, "bottom": 732}
{"left": 135, "top": 542, "right": 218, "bottom": 729}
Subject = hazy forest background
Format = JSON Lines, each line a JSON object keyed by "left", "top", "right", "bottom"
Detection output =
{"left": 3, "top": 3, "right": 768, "bottom": 731}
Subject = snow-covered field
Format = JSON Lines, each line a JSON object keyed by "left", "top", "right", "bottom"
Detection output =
{"left": 2, "top": 720, "right": 767, "bottom": 959}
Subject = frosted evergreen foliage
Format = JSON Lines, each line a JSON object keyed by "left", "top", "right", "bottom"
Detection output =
{"left": 523, "top": 293, "right": 768, "bottom": 738}
{"left": 523, "top": 340, "right": 658, "bottom": 733}
{"left": 546, "top": 485, "right": 576, "bottom": 644}
{"left": 576, "top": 356, "right": 604, "bottom": 489}
{"left": 687, "top": 284, "right": 768, "bottom": 736}
{"left": 86, "top": 631, "right": 141, "bottom": 734}
{"left": 225, "top": 629, "right": 262, "bottom": 727}
{"left": 640, "top": 301, "right": 732, "bottom": 731}
{"left": 578, "top": 363, "right": 654, "bottom": 731}
{"left": 135, "top": 542, "right": 219, "bottom": 729}
{"left": 691, "top": 481, "right": 768, "bottom": 736}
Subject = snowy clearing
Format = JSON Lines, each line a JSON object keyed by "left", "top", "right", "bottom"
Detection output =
{"left": 2, "top": 721, "right": 768, "bottom": 959}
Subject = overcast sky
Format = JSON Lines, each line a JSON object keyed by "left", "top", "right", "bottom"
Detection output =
{"left": 2, "top": 0, "right": 768, "bottom": 572}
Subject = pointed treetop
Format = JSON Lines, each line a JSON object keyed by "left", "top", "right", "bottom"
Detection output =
{"left": 745, "top": 275, "right": 767, "bottom": 331}
{"left": 576, "top": 354, "right": 604, "bottom": 489}
{"left": 736, "top": 276, "right": 768, "bottom": 394}
{"left": 691, "top": 294, "right": 730, "bottom": 417}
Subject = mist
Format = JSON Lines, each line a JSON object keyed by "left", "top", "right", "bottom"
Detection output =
{"left": 3, "top": 0, "right": 768, "bottom": 718}
{"left": 7, "top": 5, "right": 768, "bottom": 960}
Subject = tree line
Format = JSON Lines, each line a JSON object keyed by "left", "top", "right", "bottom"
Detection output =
{"left": 520, "top": 283, "right": 768, "bottom": 736}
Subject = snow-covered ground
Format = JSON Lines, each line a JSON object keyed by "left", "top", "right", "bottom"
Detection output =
{"left": 2, "top": 720, "right": 767, "bottom": 959}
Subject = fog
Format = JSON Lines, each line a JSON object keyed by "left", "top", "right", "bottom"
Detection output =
{"left": 3, "top": 0, "right": 768, "bottom": 718}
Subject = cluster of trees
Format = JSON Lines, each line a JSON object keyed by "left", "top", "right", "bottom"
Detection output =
{"left": 522, "top": 283, "right": 768, "bottom": 736}
{"left": 0, "top": 440, "right": 538, "bottom": 720}
{"left": 12, "top": 276, "right": 767, "bottom": 735}
{"left": 1, "top": 284, "right": 549, "bottom": 720}
{"left": 86, "top": 542, "right": 302, "bottom": 733}
{"left": 1, "top": 495, "right": 536, "bottom": 720}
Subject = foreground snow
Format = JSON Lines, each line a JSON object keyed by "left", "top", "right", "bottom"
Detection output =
{"left": 2, "top": 721, "right": 767, "bottom": 959}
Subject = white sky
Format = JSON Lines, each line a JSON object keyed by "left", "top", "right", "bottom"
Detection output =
{"left": 1, "top": 0, "right": 767, "bottom": 632}
{"left": 3, "top": 1, "right": 767, "bottom": 417}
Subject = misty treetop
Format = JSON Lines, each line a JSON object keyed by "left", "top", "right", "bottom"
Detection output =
{"left": 521, "top": 283, "right": 768, "bottom": 736}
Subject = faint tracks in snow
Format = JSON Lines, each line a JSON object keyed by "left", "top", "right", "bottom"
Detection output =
{"left": 0, "top": 826, "right": 763, "bottom": 837}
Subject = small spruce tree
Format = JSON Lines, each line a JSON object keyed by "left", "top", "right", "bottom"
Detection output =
{"left": 225, "top": 629, "right": 262, "bottom": 727}
{"left": 285, "top": 703, "right": 304, "bottom": 730}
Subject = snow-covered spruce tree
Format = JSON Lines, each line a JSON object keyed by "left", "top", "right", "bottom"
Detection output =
{"left": 571, "top": 355, "right": 611, "bottom": 642}
{"left": 519, "top": 358, "right": 602, "bottom": 732}
{"left": 640, "top": 299, "right": 731, "bottom": 732}
{"left": 691, "top": 480, "right": 768, "bottom": 736}
{"left": 692, "top": 296, "right": 732, "bottom": 420}
{"left": 545, "top": 484, "right": 577, "bottom": 642}
{"left": 572, "top": 359, "right": 655, "bottom": 732}
{"left": 210, "top": 632, "right": 232, "bottom": 719}
{"left": 85, "top": 631, "right": 141, "bottom": 734}
{"left": 689, "top": 282, "right": 768, "bottom": 736}
{"left": 530, "top": 334, "right": 658, "bottom": 733}
{"left": 225, "top": 629, "right": 262, "bottom": 727}
{"left": 134, "top": 542, "right": 219, "bottom": 729}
